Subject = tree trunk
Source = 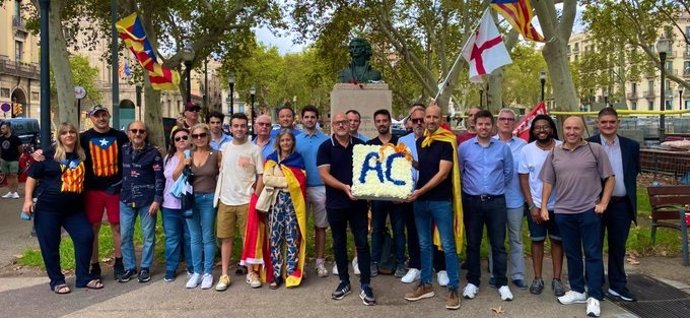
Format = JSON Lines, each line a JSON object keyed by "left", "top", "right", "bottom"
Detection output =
{"left": 49, "top": 0, "right": 77, "bottom": 124}
{"left": 542, "top": 40, "right": 579, "bottom": 111}
{"left": 141, "top": 11, "right": 165, "bottom": 150}
{"left": 487, "top": 69, "right": 503, "bottom": 113}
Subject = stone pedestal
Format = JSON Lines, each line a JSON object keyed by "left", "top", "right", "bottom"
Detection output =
{"left": 330, "top": 83, "right": 392, "bottom": 139}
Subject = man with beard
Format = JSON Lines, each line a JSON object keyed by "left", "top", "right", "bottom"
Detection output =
{"left": 457, "top": 107, "right": 480, "bottom": 145}
{"left": 518, "top": 115, "right": 565, "bottom": 297}
{"left": 366, "top": 109, "right": 406, "bottom": 278}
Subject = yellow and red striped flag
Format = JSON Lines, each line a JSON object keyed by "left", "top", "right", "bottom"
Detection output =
{"left": 490, "top": 0, "right": 544, "bottom": 42}
{"left": 60, "top": 160, "right": 85, "bottom": 193}
{"left": 115, "top": 13, "right": 180, "bottom": 90}
{"left": 88, "top": 137, "right": 120, "bottom": 177}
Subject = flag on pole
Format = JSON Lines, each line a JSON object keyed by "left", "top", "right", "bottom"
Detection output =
{"left": 513, "top": 101, "right": 547, "bottom": 142}
{"left": 118, "top": 61, "right": 132, "bottom": 79}
{"left": 115, "top": 13, "right": 180, "bottom": 90}
{"left": 490, "top": 0, "right": 544, "bottom": 42}
{"left": 461, "top": 9, "right": 513, "bottom": 83}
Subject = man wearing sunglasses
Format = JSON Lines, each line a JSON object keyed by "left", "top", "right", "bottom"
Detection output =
{"left": 174, "top": 102, "right": 202, "bottom": 131}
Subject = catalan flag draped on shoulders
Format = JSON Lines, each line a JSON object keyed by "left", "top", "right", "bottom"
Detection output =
{"left": 421, "top": 127, "right": 464, "bottom": 253}
{"left": 490, "top": 0, "right": 544, "bottom": 42}
{"left": 115, "top": 13, "right": 180, "bottom": 90}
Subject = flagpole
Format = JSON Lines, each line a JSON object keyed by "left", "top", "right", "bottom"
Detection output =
{"left": 434, "top": 8, "right": 491, "bottom": 101}
{"left": 111, "top": 0, "right": 120, "bottom": 129}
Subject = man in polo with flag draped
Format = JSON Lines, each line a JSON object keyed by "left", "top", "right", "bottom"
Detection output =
{"left": 403, "top": 104, "right": 463, "bottom": 310}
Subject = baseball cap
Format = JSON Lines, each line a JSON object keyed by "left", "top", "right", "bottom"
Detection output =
{"left": 88, "top": 105, "right": 110, "bottom": 116}
{"left": 184, "top": 102, "right": 201, "bottom": 112}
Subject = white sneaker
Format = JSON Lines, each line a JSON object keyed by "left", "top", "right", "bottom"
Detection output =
{"left": 401, "top": 268, "right": 421, "bottom": 284}
{"left": 11, "top": 192, "right": 19, "bottom": 199}
{"left": 352, "top": 257, "right": 360, "bottom": 276}
{"left": 332, "top": 263, "right": 339, "bottom": 276}
{"left": 586, "top": 297, "right": 601, "bottom": 317}
{"left": 200, "top": 273, "right": 213, "bottom": 289}
{"left": 558, "top": 290, "right": 588, "bottom": 305}
{"left": 437, "top": 270, "right": 449, "bottom": 287}
{"left": 185, "top": 273, "right": 202, "bottom": 289}
{"left": 2, "top": 192, "right": 13, "bottom": 198}
{"left": 316, "top": 262, "right": 328, "bottom": 278}
{"left": 463, "top": 283, "right": 479, "bottom": 299}
{"left": 498, "top": 285, "right": 514, "bottom": 301}
{"left": 246, "top": 272, "right": 262, "bottom": 288}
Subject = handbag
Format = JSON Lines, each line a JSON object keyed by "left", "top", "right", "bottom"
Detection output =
{"left": 256, "top": 186, "right": 276, "bottom": 213}
{"left": 172, "top": 165, "right": 195, "bottom": 217}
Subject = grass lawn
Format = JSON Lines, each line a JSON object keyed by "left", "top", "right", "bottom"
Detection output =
{"left": 17, "top": 186, "right": 686, "bottom": 271}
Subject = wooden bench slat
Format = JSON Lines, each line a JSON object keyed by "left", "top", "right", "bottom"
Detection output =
{"left": 647, "top": 186, "right": 690, "bottom": 196}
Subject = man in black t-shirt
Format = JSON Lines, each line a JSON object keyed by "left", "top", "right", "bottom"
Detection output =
{"left": 0, "top": 122, "right": 23, "bottom": 199}
{"left": 366, "top": 109, "right": 405, "bottom": 277}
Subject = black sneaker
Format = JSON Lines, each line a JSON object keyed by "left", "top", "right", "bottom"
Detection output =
{"left": 331, "top": 281, "right": 352, "bottom": 300}
{"left": 607, "top": 288, "right": 637, "bottom": 302}
{"left": 138, "top": 268, "right": 151, "bottom": 283}
{"left": 530, "top": 278, "right": 544, "bottom": 295}
{"left": 113, "top": 257, "right": 125, "bottom": 280}
{"left": 359, "top": 285, "right": 376, "bottom": 306}
{"left": 118, "top": 269, "right": 137, "bottom": 283}
{"left": 90, "top": 262, "right": 102, "bottom": 280}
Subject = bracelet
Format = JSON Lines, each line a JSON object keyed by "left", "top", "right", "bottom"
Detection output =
{"left": 528, "top": 203, "right": 537, "bottom": 210}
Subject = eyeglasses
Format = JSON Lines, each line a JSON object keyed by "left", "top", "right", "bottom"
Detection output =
{"left": 130, "top": 129, "right": 146, "bottom": 135}
{"left": 257, "top": 122, "right": 271, "bottom": 127}
{"left": 191, "top": 133, "right": 208, "bottom": 139}
{"left": 411, "top": 118, "right": 424, "bottom": 124}
{"left": 175, "top": 135, "right": 189, "bottom": 142}
{"left": 498, "top": 117, "right": 516, "bottom": 122}
{"left": 333, "top": 120, "right": 349, "bottom": 126}
{"left": 533, "top": 125, "right": 552, "bottom": 131}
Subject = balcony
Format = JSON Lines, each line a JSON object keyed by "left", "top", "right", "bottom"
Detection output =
{"left": 644, "top": 90, "right": 656, "bottom": 99}
{"left": 626, "top": 92, "right": 639, "bottom": 100}
{"left": 0, "top": 55, "right": 39, "bottom": 80}
{"left": 12, "top": 16, "right": 29, "bottom": 37}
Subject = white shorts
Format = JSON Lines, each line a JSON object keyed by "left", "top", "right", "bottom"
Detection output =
{"left": 306, "top": 186, "right": 329, "bottom": 228}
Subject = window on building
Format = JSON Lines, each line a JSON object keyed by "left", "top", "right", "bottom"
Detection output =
{"left": 665, "top": 100, "right": 672, "bottom": 110}
{"left": 685, "top": 61, "right": 690, "bottom": 75}
{"left": 649, "top": 100, "right": 654, "bottom": 110}
{"left": 631, "top": 82, "right": 637, "bottom": 94}
{"left": 632, "top": 101, "right": 637, "bottom": 110}
{"left": 14, "top": 0, "right": 20, "bottom": 18}
{"left": 685, "top": 100, "right": 690, "bottom": 109}
{"left": 648, "top": 80, "right": 654, "bottom": 93}
{"left": 0, "top": 88, "right": 10, "bottom": 98}
{"left": 15, "top": 41, "right": 23, "bottom": 61}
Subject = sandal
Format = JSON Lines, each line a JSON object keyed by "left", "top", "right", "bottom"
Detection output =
{"left": 269, "top": 277, "right": 282, "bottom": 290}
{"left": 86, "top": 279, "right": 104, "bottom": 290}
{"left": 53, "top": 284, "right": 71, "bottom": 295}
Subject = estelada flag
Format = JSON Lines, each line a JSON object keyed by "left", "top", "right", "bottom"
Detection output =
{"left": 513, "top": 101, "right": 547, "bottom": 142}
{"left": 115, "top": 13, "right": 180, "bottom": 90}
{"left": 461, "top": 9, "right": 513, "bottom": 83}
{"left": 491, "top": 0, "right": 544, "bottom": 42}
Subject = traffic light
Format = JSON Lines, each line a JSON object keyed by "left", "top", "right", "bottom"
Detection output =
{"left": 12, "top": 102, "right": 23, "bottom": 116}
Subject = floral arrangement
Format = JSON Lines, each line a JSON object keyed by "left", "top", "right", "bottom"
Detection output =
{"left": 351, "top": 144, "right": 414, "bottom": 200}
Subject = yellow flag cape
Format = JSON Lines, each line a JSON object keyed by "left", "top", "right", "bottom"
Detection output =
{"left": 421, "top": 127, "right": 464, "bottom": 253}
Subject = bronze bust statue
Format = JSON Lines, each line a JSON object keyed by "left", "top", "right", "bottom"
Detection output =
{"left": 337, "top": 38, "right": 383, "bottom": 83}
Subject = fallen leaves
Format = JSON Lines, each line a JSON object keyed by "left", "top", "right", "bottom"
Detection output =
{"left": 491, "top": 306, "right": 506, "bottom": 314}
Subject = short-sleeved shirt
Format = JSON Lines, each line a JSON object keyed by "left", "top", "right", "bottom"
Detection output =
{"left": 366, "top": 135, "right": 399, "bottom": 146}
{"left": 398, "top": 133, "right": 419, "bottom": 185}
{"left": 80, "top": 128, "right": 129, "bottom": 191}
{"left": 163, "top": 155, "right": 182, "bottom": 209}
{"left": 316, "top": 135, "right": 367, "bottom": 209}
{"left": 210, "top": 133, "right": 232, "bottom": 151}
{"left": 518, "top": 140, "right": 562, "bottom": 211}
{"left": 252, "top": 135, "right": 276, "bottom": 161}
{"left": 355, "top": 132, "right": 370, "bottom": 142}
{"left": 494, "top": 135, "right": 526, "bottom": 208}
{"left": 540, "top": 142, "right": 614, "bottom": 214}
{"left": 0, "top": 134, "right": 22, "bottom": 161}
{"left": 296, "top": 129, "right": 330, "bottom": 187}
{"left": 270, "top": 127, "right": 302, "bottom": 139}
{"left": 28, "top": 149, "right": 85, "bottom": 213}
{"left": 416, "top": 137, "right": 453, "bottom": 201}
{"left": 459, "top": 137, "right": 513, "bottom": 196}
{"left": 217, "top": 140, "right": 264, "bottom": 206}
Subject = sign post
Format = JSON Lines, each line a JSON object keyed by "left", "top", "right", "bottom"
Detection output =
{"left": 0, "top": 103, "right": 10, "bottom": 118}
{"left": 75, "top": 86, "right": 87, "bottom": 129}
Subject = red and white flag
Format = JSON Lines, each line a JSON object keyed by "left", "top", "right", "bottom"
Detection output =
{"left": 513, "top": 101, "right": 548, "bottom": 142}
{"left": 462, "top": 9, "right": 513, "bottom": 83}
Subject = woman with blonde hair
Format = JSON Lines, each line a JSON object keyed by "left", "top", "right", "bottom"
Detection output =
{"left": 185, "top": 123, "right": 222, "bottom": 289}
{"left": 23, "top": 122, "right": 103, "bottom": 294}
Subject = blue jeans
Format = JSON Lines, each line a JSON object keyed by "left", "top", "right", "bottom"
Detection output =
{"left": 555, "top": 209, "right": 604, "bottom": 300}
{"left": 34, "top": 210, "right": 94, "bottom": 290}
{"left": 370, "top": 200, "right": 405, "bottom": 267}
{"left": 489, "top": 206, "right": 525, "bottom": 281}
{"left": 463, "top": 194, "right": 508, "bottom": 287}
{"left": 120, "top": 202, "right": 157, "bottom": 270}
{"left": 162, "top": 207, "right": 193, "bottom": 273}
{"left": 186, "top": 193, "right": 216, "bottom": 274}
{"left": 413, "top": 200, "right": 459, "bottom": 290}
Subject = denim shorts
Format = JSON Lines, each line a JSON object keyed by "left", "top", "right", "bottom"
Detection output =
{"left": 527, "top": 210, "right": 561, "bottom": 242}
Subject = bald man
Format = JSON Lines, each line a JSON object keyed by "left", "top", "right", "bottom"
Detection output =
{"left": 539, "top": 116, "right": 615, "bottom": 317}
{"left": 457, "top": 106, "right": 480, "bottom": 145}
{"left": 252, "top": 114, "right": 275, "bottom": 160}
{"left": 317, "top": 112, "right": 375, "bottom": 305}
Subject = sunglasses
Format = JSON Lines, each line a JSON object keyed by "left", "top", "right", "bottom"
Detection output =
{"left": 186, "top": 107, "right": 201, "bottom": 113}
{"left": 130, "top": 129, "right": 146, "bottom": 135}
{"left": 192, "top": 133, "right": 208, "bottom": 139}
{"left": 175, "top": 135, "right": 189, "bottom": 142}
{"left": 411, "top": 118, "right": 424, "bottom": 124}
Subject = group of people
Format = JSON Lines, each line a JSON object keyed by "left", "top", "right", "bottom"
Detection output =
{"left": 21, "top": 100, "right": 639, "bottom": 317}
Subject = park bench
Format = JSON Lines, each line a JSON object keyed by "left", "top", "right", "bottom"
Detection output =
{"left": 647, "top": 185, "right": 690, "bottom": 266}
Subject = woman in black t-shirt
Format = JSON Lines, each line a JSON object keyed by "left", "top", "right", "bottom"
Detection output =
{"left": 23, "top": 122, "right": 104, "bottom": 294}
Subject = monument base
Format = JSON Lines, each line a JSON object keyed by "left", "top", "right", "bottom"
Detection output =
{"left": 330, "top": 83, "right": 392, "bottom": 139}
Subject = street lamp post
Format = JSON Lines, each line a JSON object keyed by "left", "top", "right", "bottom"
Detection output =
{"left": 539, "top": 70, "right": 547, "bottom": 102}
{"left": 249, "top": 86, "right": 256, "bottom": 132}
{"left": 680, "top": 88, "right": 684, "bottom": 110}
{"left": 657, "top": 34, "right": 670, "bottom": 142}
{"left": 181, "top": 45, "right": 195, "bottom": 103}
{"left": 228, "top": 74, "right": 235, "bottom": 115}
{"left": 604, "top": 90, "right": 609, "bottom": 107}
{"left": 136, "top": 85, "right": 142, "bottom": 120}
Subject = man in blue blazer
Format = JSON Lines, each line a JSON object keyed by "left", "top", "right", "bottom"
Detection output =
{"left": 588, "top": 108, "right": 640, "bottom": 302}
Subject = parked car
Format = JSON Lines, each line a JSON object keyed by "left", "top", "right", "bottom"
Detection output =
{"left": 0, "top": 118, "right": 40, "bottom": 149}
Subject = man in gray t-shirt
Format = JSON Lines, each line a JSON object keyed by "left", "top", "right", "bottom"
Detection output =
{"left": 539, "top": 116, "right": 615, "bottom": 318}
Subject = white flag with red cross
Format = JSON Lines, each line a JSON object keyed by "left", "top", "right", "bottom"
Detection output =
{"left": 462, "top": 9, "right": 513, "bottom": 83}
